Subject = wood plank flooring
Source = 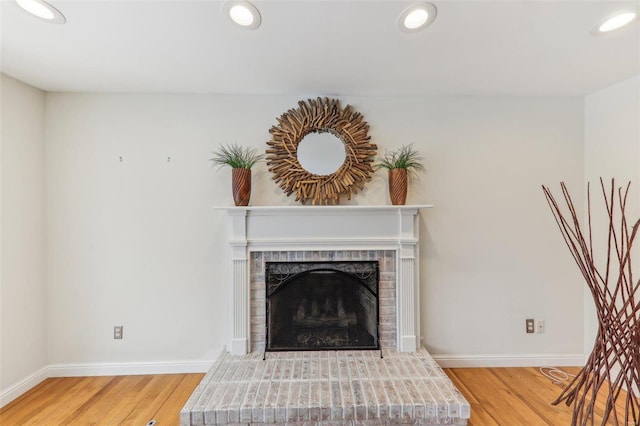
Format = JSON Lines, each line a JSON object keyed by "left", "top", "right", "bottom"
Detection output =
{"left": 0, "top": 374, "right": 204, "bottom": 425}
{"left": 447, "top": 367, "right": 632, "bottom": 425}
{"left": 0, "top": 367, "right": 632, "bottom": 425}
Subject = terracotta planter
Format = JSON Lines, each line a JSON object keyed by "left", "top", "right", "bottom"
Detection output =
{"left": 232, "top": 168, "right": 252, "bottom": 206}
{"left": 388, "top": 168, "right": 408, "bottom": 205}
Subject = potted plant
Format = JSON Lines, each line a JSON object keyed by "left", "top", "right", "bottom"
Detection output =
{"left": 210, "top": 143, "right": 263, "bottom": 206}
{"left": 376, "top": 144, "right": 425, "bottom": 205}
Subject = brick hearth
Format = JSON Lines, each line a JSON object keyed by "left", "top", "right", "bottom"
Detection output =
{"left": 180, "top": 348, "right": 470, "bottom": 425}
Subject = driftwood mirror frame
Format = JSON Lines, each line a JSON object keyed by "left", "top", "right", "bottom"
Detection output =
{"left": 266, "top": 98, "right": 377, "bottom": 205}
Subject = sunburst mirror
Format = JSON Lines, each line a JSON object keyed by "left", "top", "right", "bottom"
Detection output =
{"left": 266, "top": 98, "right": 377, "bottom": 205}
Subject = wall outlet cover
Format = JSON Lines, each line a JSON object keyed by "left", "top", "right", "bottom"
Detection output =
{"left": 526, "top": 318, "right": 535, "bottom": 334}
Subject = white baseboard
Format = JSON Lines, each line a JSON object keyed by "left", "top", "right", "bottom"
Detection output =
{"left": 0, "top": 359, "right": 214, "bottom": 408}
{"left": 432, "top": 353, "right": 584, "bottom": 368}
{"left": 47, "top": 359, "right": 214, "bottom": 377}
{"left": 0, "top": 366, "right": 49, "bottom": 408}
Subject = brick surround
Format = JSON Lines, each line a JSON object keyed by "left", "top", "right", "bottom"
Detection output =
{"left": 249, "top": 250, "right": 397, "bottom": 352}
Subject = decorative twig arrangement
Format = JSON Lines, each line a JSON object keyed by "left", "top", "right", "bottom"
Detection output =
{"left": 266, "top": 97, "right": 377, "bottom": 205}
{"left": 542, "top": 179, "right": 640, "bottom": 426}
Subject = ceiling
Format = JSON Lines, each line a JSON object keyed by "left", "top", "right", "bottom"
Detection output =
{"left": 1, "top": 0, "right": 639, "bottom": 96}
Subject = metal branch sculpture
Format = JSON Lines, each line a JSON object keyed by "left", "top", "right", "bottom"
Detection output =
{"left": 542, "top": 179, "right": 640, "bottom": 426}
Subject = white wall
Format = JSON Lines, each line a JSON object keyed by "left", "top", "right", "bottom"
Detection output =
{"left": 584, "top": 75, "right": 640, "bottom": 357}
{"left": 45, "top": 94, "right": 585, "bottom": 365}
{"left": 0, "top": 75, "right": 48, "bottom": 394}
{"left": 407, "top": 97, "right": 586, "bottom": 360}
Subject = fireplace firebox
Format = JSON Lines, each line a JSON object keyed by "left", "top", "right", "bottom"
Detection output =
{"left": 265, "top": 261, "right": 379, "bottom": 351}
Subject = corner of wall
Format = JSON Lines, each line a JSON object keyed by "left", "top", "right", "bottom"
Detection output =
{"left": 0, "top": 74, "right": 48, "bottom": 405}
{"left": 583, "top": 74, "right": 640, "bottom": 360}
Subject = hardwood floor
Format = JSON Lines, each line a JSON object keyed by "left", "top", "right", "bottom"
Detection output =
{"left": 447, "top": 367, "right": 631, "bottom": 425}
{"left": 0, "top": 374, "right": 204, "bottom": 425}
{"left": 0, "top": 367, "right": 630, "bottom": 425}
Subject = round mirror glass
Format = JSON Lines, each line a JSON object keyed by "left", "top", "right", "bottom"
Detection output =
{"left": 297, "top": 132, "right": 346, "bottom": 175}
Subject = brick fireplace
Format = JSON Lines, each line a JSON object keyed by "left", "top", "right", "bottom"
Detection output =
{"left": 220, "top": 205, "right": 432, "bottom": 355}
{"left": 181, "top": 205, "right": 472, "bottom": 425}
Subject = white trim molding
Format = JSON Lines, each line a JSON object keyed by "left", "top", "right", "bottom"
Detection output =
{"left": 47, "top": 359, "right": 214, "bottom": 378}
{"left": 217, "top": 205, "right": 433, "bottom": 355}
{"left": 432, "top": 353, "right": 585, "bottom": 368}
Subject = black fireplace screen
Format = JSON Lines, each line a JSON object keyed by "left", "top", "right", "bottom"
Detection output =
{"left": 265, "top": 261, "right": 379, "bottom": 351}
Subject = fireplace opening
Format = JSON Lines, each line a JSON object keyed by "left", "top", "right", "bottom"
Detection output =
{"left": 265, "top": 261, "right": 379, "bottom": 351}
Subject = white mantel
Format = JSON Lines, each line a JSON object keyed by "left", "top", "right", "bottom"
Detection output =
{"left": 218, "top": 205, "right": 433, "bottom": 355}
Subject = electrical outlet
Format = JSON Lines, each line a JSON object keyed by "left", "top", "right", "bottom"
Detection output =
{"left": 114, "top": 325, "right": 123, "bottom": 339}
{"left": 536, "top": 320, "right": 545, "bottom": 333}
{"left": 526, "top": 318, "right": 535, "bottom": 334}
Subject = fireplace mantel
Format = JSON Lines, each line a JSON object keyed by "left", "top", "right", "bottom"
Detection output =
{"left": 217, "top": 205, "right": 433, "bottom": 355}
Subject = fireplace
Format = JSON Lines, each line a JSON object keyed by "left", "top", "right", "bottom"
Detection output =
{"left": 184, "top": 206, "right": 474, "bottom": 426}
{"left": 218, "top": 205, "right": 431, "bottom": 355}
{"left": 265, "top": 261, "right": 379, "bottom": 351}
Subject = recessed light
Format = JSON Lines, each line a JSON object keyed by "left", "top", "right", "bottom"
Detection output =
{"left": 223, "top": 1, "right": 261, "bottom": 30}
{"left": 404, "top": 9, "right": 429, "bottom": 29}
{"left": 398, "top": 2, "right": 437, "bottom": 33}
{"left": 593, "top": 9, "right": 638, "bottom": 34}
{"left": 16, "top": 0, "right": 65, "bottom": 24}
